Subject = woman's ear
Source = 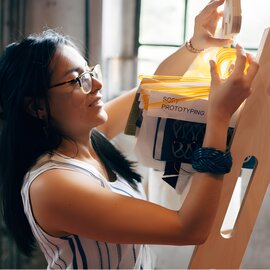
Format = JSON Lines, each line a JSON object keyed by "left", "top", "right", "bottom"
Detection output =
{"left": 24, "top": 98, "right": 47, "bottom": 120}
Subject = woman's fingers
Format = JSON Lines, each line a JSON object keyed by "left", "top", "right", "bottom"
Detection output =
{"left": 231, "top": 45, "right": 259, "bottom": 85}
{"left": 206, "top": 10, "right": 223, "bottom": 34}
{"left": 193, "top": 0, "right": 228, "bottom": 49}
{"left": 200, "top": 0, "right": 225, "bottom": 17}
{"left": 209, "top": 60, "right": 221, "bottom": 86}
{"left": 231, "top": 44, "right": 247, "bottom": 77}
{"left": 245, "top": 53, "right": 259, "bottom": 85}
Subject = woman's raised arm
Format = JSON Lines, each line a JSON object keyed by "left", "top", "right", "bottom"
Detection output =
{"left": 99, "top": 0, "right": 232, "bottom": 138}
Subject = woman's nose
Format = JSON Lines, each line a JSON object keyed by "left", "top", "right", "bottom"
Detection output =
{"left": 91, "top": 77, "right": 103, "bottom": 93}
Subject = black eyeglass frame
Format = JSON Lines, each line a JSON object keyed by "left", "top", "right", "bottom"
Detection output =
{"left": 49, "top": 64, "right": 102, "bottom": 94}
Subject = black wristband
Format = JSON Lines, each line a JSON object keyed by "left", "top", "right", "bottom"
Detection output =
{"left": 192, "top": 147, "right": 232, "bottom": 174}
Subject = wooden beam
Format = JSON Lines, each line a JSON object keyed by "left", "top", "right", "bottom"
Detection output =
{"left": 189, "top": 27, "right": 270, "bottom": 269}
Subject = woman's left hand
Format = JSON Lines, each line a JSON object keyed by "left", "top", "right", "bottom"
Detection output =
{"left": 190, "top": 0, "right": 233, "bottom": 51}
{"left": 207, "top": 44, "right": 259, "bottom": 124}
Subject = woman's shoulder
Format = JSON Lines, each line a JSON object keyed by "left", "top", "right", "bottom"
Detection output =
{"left": 24, "top": 152, "right": 146, "bottom": 200}
{"left": 25, "top": 152, "right": 107, "bottom": 185}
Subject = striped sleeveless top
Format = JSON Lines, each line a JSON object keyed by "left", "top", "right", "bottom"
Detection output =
{"left": 21, "top": 153, "right": 155, "bottom": 269}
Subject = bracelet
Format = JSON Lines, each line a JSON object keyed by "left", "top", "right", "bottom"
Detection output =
{"left": 185, "top": 39, "right": 204, "bottom": 54}
{"left": 192, "top": 147, "right": 232, "bottom": 175}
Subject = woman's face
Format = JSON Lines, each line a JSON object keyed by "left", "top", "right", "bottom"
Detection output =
{"left": 48, "top": 45, "right": 107, "bottom": 138}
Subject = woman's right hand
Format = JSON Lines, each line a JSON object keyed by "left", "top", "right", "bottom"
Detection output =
{"left": 207, "top": 44, "right": 259, "bottom": 125}
{"left": 191, "top": 0, "right": 233, "bottom": 51}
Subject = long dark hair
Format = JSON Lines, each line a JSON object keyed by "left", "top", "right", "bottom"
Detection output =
{"left": 0, "top": 30, "right": 141, "bottom": 257}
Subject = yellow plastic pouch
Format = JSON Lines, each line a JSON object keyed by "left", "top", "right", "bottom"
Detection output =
{"left": 138, "top": 47, "right": 247, "bottom": 127}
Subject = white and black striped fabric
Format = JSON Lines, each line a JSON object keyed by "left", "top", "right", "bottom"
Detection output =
{"left": 21, "top": 153, "right": 154, "bottom": 269}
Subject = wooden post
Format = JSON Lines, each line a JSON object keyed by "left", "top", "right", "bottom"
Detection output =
{"left": 189, "top": 28, "right": 270, "bottom": 269}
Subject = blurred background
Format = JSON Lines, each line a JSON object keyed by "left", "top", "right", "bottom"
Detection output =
{"left": 0, "top": 0, "right": 270, "bottom": 268}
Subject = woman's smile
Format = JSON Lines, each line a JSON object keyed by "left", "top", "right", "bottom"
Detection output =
{"left": 88, "top": 94, "right": 103, "bottom": 107}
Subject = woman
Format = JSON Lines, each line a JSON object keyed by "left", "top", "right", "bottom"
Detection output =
{"left": 0, "top": 0, "right": 258, "bottom": 269}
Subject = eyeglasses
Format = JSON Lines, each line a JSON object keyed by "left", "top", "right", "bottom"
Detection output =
{"left": 49, "top": 64, "right": 102, "bottom": 94}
